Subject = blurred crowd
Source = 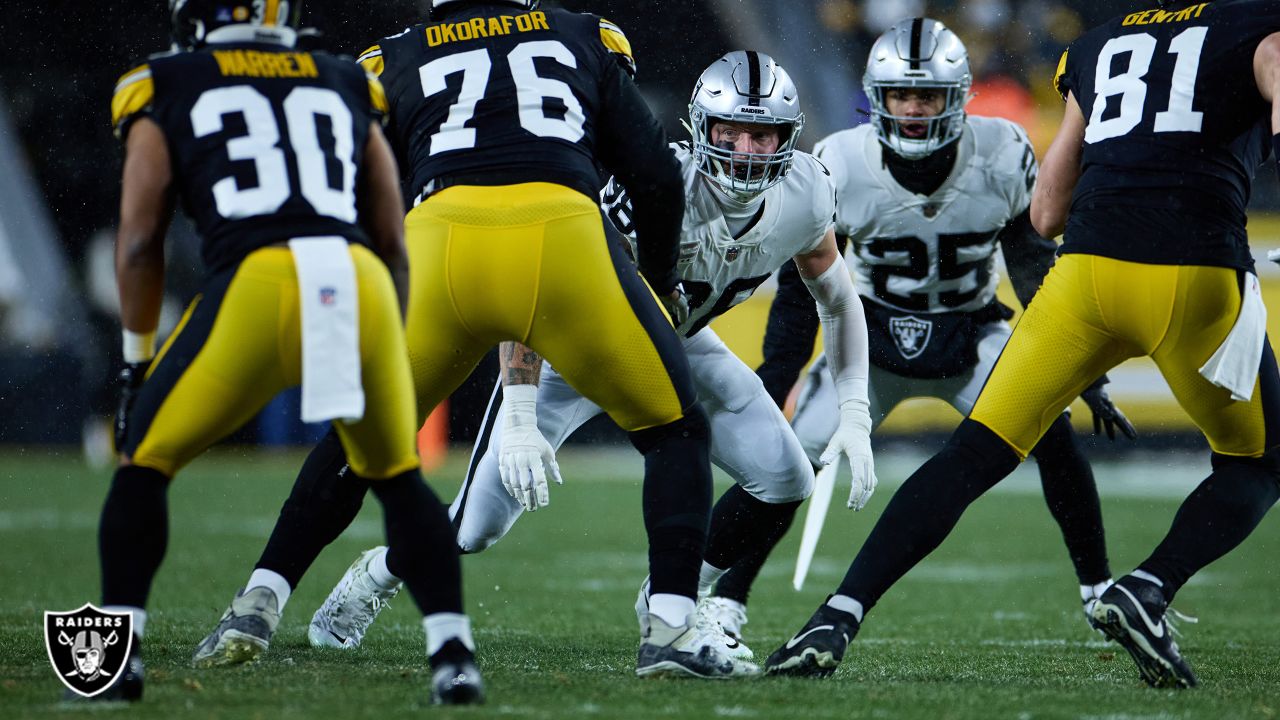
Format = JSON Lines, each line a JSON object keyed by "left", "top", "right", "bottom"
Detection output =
{"left": 2, "top": 0, "right": 1273, "bottom": 448}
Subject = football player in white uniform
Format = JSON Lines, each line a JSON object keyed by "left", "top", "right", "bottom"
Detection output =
{"left": 307, "top": 51, "right": 876, "bottom": 662}
{"left": 716, "top": 20, "right": 1133, "bottom": 675}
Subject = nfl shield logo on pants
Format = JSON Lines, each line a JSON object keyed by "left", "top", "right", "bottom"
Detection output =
{"left": 44, "top": 604, "right": 133, "bottom": 698}
{"left": 889, "top": 315, "right": 933, "bottom": 359}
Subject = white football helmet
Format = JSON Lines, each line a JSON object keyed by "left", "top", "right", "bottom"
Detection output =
{"left": 688, "top": 51, "right": 804, "bottom": 200}
{"left": 864, "top": 17, "right": 971, "bottom": 160}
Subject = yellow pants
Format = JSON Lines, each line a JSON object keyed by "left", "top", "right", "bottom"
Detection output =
{"left": 971, "top": 254, "right": 1276, "bottom": 458}
{"left": 403, "top": 182, "right": 691, "bottom": 431}
{"left": 126, "top": 245, "right": 420, "bottom": 479}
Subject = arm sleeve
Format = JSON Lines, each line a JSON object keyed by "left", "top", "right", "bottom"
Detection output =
{"left": 803, "top": 254, "right": 869, "bottom": 411}
{"left": 999, "top": 208, "right": 1058, "bottom": 308}
{"left": 595, "top": 64, "right": 684, "bottom": 295}
{"left": 756, "top": 233, "right": 849, "bottom": 407}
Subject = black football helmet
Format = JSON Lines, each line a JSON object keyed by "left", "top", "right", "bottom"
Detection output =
{"left": 428, "top": 0, "right": 540, "bottom": 20}
{"left": 170, "top": 0, "right": 303, "bottom": 50}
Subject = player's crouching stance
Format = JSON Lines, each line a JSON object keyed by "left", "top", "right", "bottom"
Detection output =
{"left": 96, "top": 0, "right": 482, "bottom": 705}
{"left": 315, "top": 51, "right": 876, "bottom": 673}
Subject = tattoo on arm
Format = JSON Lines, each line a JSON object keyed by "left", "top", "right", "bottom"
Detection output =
{"left": 500, "top": 341, "right": 542, "bottom": 386}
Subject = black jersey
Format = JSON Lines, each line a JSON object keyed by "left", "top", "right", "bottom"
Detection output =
{"left": 356, "top": 3, "right": 684, "bottom": 293}
{"left": 358, "top": 5, "right": 648, "bottom": 201}
{"left": 112, "top": 39, "right": 386, "bottom": 273}
{"left": 1054, "top": 0, "right": 1280, "bottom": 269}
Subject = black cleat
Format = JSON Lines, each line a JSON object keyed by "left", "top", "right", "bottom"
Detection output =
{"left": 765, "top": 599, "right": 859, "bottom": 678}
{"left": 430, "top": 639, "right": 485, "bottom": 705}
{"left": 1092, "top": 576, "right": 1198, "bottom": 689}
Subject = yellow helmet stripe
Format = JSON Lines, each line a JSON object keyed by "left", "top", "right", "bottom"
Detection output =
{"left": 263, "top": 0, "right": 281, "bottom": 26}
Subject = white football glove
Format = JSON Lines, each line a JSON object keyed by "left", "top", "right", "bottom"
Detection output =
{"left": 819, "top": 401, "right": 876, "bottom": 511}
{"left": 498, "top": 385, "right": 563, "bottom": 512}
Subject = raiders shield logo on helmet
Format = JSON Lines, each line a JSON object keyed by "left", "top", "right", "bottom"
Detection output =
{"left": 44, "top": 604, "right": 133, "bottom": 698}
{"left": 889, "top": 315, "right": 933, "bottom": 359}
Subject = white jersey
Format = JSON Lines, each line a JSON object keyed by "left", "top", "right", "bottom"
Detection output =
{"left": 814, "top": 116, "right": 1036, "bottom": 314}
{"left": 603, "top": 141, "right": 835, "bottom": 336}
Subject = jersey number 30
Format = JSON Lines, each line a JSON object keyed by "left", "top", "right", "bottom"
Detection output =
{"left": 1086, "top": 27, "right": 1207, "bottom": 143}
{"left": 191, "top": 85, "right": 357, "bottom": 222}
{"left": 420, "top": 40, "right": 585, "bottom": 154}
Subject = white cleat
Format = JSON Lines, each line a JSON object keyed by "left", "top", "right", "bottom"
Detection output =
{"left": 308, "top": 546, "right": 400, "bottom": 649}
{"left": 696, "top": 596, "right": 753, "bottom": 660}
{"left": 1081, "top": 579, "right": 1115, "bottom": 635}
{"left": 636, "top": 612, "right": 760, "bottom": 679}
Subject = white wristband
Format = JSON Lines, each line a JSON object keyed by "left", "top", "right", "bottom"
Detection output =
{"left": 503, "top": 384, "right": 539, "bottom": 427}
{"left": 122, "top": 329, "right": 157, "bottom": 364}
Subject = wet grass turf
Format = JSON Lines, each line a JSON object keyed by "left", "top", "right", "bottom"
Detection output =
{"left": 2, "top": 447, "right": 1279, "bottom": 719}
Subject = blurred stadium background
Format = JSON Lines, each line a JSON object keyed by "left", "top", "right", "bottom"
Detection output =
{"left": 4, "top": 0, "right": 1280, "bottom": 460}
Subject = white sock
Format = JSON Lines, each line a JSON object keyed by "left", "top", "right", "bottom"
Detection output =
{"left": 648, "top": 593, "right": 696, "bottom": 628}
{"left": 826, "top": 594, "right": 865, "bottom": 623}
{"left": 102, "top": 605, "right": 147, "bottom": 639}
{"left": 698, "top": 562, "right": 727, "bottom": 598}
{"left": 1131, "top": 569, "right": 1164, "bottom": 587}
{"left": 247, "top": 569, "right": 292, "bottom": 612}
{"left": 1081, "top": 579, "right": 1114, "bottom": 601}
{"left": 368, "top": 547, "right": 401, "bottom": 590}
{"left": 423, "top": 613, "right": 474, "bottom": 656}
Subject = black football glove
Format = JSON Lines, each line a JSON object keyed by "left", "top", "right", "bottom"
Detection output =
{"left": 1079, "top": 376, "right": 1136, "bottom": 441}
{"left": 113, "top": 361, "right": 150, "bottom": 452}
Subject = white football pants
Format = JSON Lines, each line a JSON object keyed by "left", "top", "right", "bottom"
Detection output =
{"left": 449, "top": 328, "right": 814, "bottom": 553}
{"left": 791, "top": 319, "right": 1013, "bottom": 464}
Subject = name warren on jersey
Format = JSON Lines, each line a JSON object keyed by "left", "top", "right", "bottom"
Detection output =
{"left": 603, "top": 141, "right": 835, "bottom": 336}
{"left": 815, "top": 116, "right": 1036, "bottom": 314}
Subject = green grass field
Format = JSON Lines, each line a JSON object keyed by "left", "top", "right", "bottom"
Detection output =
{"left": 3, "top": 446, "right": 1279, "bottom": 719}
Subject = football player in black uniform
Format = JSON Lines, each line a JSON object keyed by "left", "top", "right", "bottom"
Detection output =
{"left": 766, "top": 0, "right": 1280, "bottom": 689}
{"left": 196, "top": 0, "right": 748, "bottom": 680}
{"left": 103, "top": 0, "right": 481, "bottom": 704}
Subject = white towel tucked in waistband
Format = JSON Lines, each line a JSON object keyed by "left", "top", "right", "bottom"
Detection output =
{"left": 289, "top": 237, "right": 364, "bottom": 423}
{"left": 1199, "top": 272, "right": 1267, "bottom": 402}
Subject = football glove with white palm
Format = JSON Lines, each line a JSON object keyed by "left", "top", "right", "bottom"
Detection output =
{"left": 820, "top": 398, "right": 877, "bottom": 511}
{"left": 498, "top": 385, "right": 563, "bottom": 512}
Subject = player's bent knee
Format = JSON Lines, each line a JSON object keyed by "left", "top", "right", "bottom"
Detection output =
{"left": 628, "top": 403, "right": 710, "bottom": 455}
{"left": 348, "top": 455, "right": 421, "bottom": 482}
{"left": 1212, "top": 447, "right": 1280, "bottom": 479}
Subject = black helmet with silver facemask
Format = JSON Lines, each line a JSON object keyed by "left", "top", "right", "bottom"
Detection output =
{"left": 688, "top": 51, "right": 804, "bottom": 201}
{"left": 864, "top": 18, "right": 971, "bottom": 160}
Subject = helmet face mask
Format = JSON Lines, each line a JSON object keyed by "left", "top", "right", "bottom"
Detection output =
{"left": 689, "top": 51, "right": 804, "bottom": 201}
{"left": 169, "top": 0, "right": 303, "bottom": 50}
{"left": 864, "top": 18, "right": 971, "bottom": 160}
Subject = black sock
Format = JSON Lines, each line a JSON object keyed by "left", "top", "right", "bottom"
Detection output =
{"left": 836, "top": 419, "right": 1019, "bottom": 611}
{"left": 1029, "top": 414, "right": 1111, "bottom": 585}
{"left": 1138, "top": 452, "right": 1280, "bottom": 602}
{"left": 704, "top": 485, "right": 800, "bottom": 603}
{"left": 256, "top": 429, "right": 370, "bottom": 588}
{"left": 630, "top": 405, "right": 713, "bottom": 598}
{"left": 100, "top": 465, "right": 170, "bottom": 608}
{"left": 370, "top": 470, "right": 463, "bottom": 615}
